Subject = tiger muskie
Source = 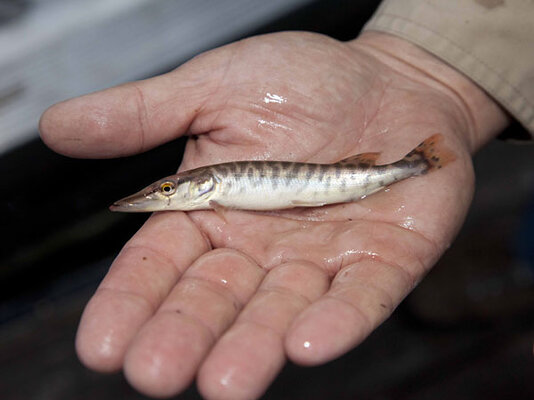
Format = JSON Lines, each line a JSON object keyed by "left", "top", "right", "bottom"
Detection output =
{"left": 110, "top": 134, "right": 454, "bottom": 212}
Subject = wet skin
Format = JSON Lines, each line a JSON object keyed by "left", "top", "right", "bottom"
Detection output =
{"left": 40, "top": 32, "right": 508, "bottom": 400}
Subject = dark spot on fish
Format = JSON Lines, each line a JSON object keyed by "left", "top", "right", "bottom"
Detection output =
{"left": 380, "top": 303, "right": 387, "bottom": 309}
{"left": 142, "top": 257, "right": 147, "bottom": 261}
{"left": 247, "top": 167, "right": 254, "bottom": 179}
{"left": 228, "top": 163, "right": 238, "bottom": 173}
{"left": 175, "top": 309, "right": 182, "bottom": 314}
{"left": 280, "top": 162, "right": 291, "bottom": 170}
{"left": 305, "top": 164, "right": 318, "bottom": 180}
{"left": 348, "top": 218, "right": 353, "bottom": 221}
{"left": 284, "top": 164, "right": 296, "bottom": 184}
{"left": 431, "top": 156, "right": 440, "bottom": 162}
{"left": 292, "top": 163, "right": 303, "bottom": 177}
{"left": 317, "top": 164, "right": 328, "bottom": 182}
{"left": 271, "top": 165, "right": 280, "bottom": 179}
{"left": 217, "top": 166, "right": 229, "bottom": 177}
{"left": 239, "top": 162, "right": 248, "bottom": 174}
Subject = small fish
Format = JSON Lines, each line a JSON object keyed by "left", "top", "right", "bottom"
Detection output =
{"left": 110, "top": 134, "right": 454, "bottom": 212}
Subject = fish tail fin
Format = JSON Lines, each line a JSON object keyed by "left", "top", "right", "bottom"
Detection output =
{"left": 404, "top": 133, "right": 456, "bottom": 173}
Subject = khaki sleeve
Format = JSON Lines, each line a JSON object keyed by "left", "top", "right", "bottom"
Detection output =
{"left": 363, "top": 0, "right": 534, "bottom": 138}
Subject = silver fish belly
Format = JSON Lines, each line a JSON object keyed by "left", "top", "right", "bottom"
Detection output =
{"left": 206, "top": 161, "right": 408, "bottom": 210}
{"left": 110, "top": 134, "right": 454, "bottom": 212}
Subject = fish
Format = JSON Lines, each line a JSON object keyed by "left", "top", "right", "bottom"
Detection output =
{"left": 110, "top": 133, "right": 455, "bottom": 212}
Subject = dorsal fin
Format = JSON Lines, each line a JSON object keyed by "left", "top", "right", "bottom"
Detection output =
{"left": 339, "top": 152, "right": 380, "bottom": 166}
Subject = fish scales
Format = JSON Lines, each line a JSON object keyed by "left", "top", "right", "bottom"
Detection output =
{"left": 110, "top": 134, "right": 455, "bottom": 212}
{"left": 211, "top": 161, "right": 395, "bottom": 210}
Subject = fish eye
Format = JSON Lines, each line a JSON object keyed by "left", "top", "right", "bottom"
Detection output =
{"left": 160, "top": 181, "right": 176, "bottom": 195}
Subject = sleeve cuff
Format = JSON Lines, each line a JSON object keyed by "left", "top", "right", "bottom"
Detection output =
{"left": 363, "top": 0, "right": 534, "bottom": 139}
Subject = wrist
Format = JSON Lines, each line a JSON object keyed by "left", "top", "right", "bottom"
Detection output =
{"left": 348, "top": 32, "right": 509, "bottom": 152}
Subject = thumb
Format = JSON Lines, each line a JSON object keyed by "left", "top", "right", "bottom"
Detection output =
{"left": 39, "top": 52, "right": 222, "bottom": 159}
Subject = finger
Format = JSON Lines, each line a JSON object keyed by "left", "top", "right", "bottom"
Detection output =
{"left": 75, "top": 212, "right": 209, "bottom": 372}
{"left": 39, "top": 52, "right": 222, "bottom": 158}
{"left": 123, "top": 249, "right": 265, "bottom": 398}
{"left": 197, "top": 261, "right": 329, "bottom": 400}
{"left": 285, "top": 259, "right": 415, "bottom": 365}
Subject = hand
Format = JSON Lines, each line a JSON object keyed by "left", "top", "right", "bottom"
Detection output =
{"left": 40, "top": 31, "right": 508, "bottom": 399}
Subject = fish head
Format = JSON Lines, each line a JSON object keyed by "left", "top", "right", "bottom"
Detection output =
{"left": 110, "top": 172, "right": 217, "bottom": 212}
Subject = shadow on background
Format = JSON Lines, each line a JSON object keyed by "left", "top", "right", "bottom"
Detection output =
{"left": 1, "top": 1, "right": 533, "bottom": 399}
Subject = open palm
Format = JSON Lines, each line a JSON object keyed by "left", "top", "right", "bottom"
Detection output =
{"left": 41, "top": 32, "right": 488, "bottom": 399}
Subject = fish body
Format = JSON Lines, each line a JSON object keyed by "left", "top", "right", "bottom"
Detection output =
{"left": 110, "top": 134, "right": 454, "bottom": 212}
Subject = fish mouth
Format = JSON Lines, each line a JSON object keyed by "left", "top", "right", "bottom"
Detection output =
{"left": 109, "top": 191, "right": 162, "bottom": 212}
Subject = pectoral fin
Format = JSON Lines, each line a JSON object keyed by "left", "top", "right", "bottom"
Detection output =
{"left": 209, "top": 200, "right": 230, "bottom": 223}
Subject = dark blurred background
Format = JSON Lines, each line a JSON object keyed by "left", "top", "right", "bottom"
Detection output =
{"left": 1, "top": 0, "right": 533, "bottom": 399}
